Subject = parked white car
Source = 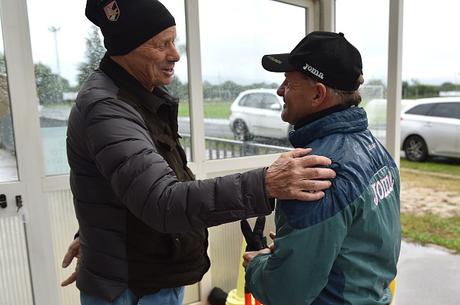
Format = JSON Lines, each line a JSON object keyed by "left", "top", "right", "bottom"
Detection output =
{"left": 400, "top": 97, "right": 460, "bottom": 161}
{"left": 229, "top": 89, "right": 291, "bottom": 140}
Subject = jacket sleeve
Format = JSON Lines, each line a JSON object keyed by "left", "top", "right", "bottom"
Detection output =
{"left": 83, "top": 99, "right": 274, "bottom": 233}
{"left": 245, "top": 190, "right": 352, "bottom": 305}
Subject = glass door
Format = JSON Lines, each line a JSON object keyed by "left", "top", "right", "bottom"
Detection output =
{"left": 1, "top": 0, "right": 59, "bottom": 304}
{"left": 0, "top": 26, "right": 34, "bottom": 305}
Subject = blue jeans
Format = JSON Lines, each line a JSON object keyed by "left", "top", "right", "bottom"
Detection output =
{"left": 80, "top": 287, "right": 185, "bottom": 305}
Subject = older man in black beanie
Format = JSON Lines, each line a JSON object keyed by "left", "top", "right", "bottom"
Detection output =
{"left": 62, "top": 1, "right": 337, "bottom": 304}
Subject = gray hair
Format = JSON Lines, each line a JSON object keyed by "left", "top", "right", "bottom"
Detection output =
{"left": 329, "top": 75, "right": 364, "bottom": 106}
{"left": 304, "top": 74, "right": 364, "bottom": 106}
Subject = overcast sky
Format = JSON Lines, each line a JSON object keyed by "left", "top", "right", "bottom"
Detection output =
{"left": 18, "top": 0, "right": 460, "bottom": 86}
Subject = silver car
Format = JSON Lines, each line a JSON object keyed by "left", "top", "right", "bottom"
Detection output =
{"left": 401, "top": 97, "right": 460, "bottom": 161}
{"left": 229, "top": 89, "right": 291, "bottom": 140}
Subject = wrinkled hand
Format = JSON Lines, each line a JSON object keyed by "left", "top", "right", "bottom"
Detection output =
{"left": 267, "top": 232, "right": 276, "bottom": 252}
{"left": 242, "top": 230, "right": 276, "bottom": 270}
{"left": 241, "top": 217, "right": 268, "bottom": 251}
{"left": 243, "top": 248, "right": 271, "bottom": 269}
{"left": 60, "top": 238, "right": 80, "bottom": 287}
{"left": 265, "top": 148, "right": 336, "bottom": 201}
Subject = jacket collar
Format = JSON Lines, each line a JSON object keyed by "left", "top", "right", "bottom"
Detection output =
{"left": 294, "top": 104, "right": 350, "bottom": 130}
{"left": 289, "top": 106, "right": 369, "bottom": 148}
{"left": 98, "top": 54, "right": 178, "bottom": 113}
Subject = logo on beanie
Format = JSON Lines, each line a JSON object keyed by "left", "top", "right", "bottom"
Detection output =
{"left": 302, "top": 63, "right": 324, "bottom": 80}
{"left": 104, "top": 0, "right": 120, "bottom": 22}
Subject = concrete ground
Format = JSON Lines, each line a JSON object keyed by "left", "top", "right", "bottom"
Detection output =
{"left": 395, "top": 241, "right": 460, "bottom": 305}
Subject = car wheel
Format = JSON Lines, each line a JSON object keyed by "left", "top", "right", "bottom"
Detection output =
{"left": 404, "top": 135, "right": 428, "bottom": 162}
{"left": 233, "top": 120, "right": 252, "bottom": 141}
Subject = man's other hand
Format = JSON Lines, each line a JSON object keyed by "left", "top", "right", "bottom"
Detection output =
{"left": 265, "top": 148, "right": 336, "bottom": 201}
{"left": 60, "top": 238, "right": 80, "bottom": 287}
{"left": 243, "top": 248, "right": 271, "bottom": 269}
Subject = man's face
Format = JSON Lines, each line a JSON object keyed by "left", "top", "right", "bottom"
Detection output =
{"left": 277, "top": 71, "right": 317, "bottom": 125}
{"left": 125, "top": 26, "right": 180, "bottom": 89}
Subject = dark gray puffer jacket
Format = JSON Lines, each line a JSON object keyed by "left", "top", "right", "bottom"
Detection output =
{"left": 66, "top": 55, "right": 274, "bottom": 301}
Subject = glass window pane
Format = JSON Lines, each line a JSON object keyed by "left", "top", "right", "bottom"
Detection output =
{"left": 199, "top": 0, "right": 305, "bottom": 159}
{"left": 0, "top": 20, "right": 18, "bottom": 182}
{"left": 27, "top": 0, "right": 191, "bottom": 174}
{"left": 27, "top": 0, "right": 89, "bottom": 176}
{"left": 164, "top": 1, "right": 192, "bottom": 164}
{"left": 337, "top": 0, "right": 389, "bottom": 145}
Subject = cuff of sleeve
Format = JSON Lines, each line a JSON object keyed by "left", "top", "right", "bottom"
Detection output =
{"left": 246, "top": 253, "right": 270, "bottom": 304}
{"left": 242, "top": 168, "right": 275, "bottom": 217}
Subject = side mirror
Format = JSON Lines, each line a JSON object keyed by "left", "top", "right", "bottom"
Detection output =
{"left": 270, "top": 103, "right": 281, "bottom": 111}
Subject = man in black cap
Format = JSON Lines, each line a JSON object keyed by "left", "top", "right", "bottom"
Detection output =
{"left": 242, "top": 32, "right": 401, "bottom": 305}
{"left": 61, "top": 1, "right": 336, "bottom": 304}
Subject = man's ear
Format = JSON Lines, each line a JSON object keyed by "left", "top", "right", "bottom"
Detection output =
{"left": 311, "top": 82, "right": 327, "bottom": 107}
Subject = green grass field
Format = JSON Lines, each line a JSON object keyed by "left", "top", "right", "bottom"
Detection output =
{"left": 401, "top": 158, "right": 460, "bottom": 176}
{"left": 400, "top": 159, "right": 460, "bottom": 253}
{"left": 401, "top": 213, "right": 460, "bottom": 252}
{"left": 178, "top": 100, "right": 232, "bottom": 119}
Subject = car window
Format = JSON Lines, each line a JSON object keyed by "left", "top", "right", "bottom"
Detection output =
{"left": 238, "top": 95, "right": 249, "bottom": 107}
{"left": 260, "top": 93, "right": 280, "bottom": 109}
{"left": 405, "top": 103, "right": 435, "bottom": 115}
{"left": 428, "top": 102, "right": 460, "bottom": 119}
{"left": 239, "top": 93, "right": 262, "bottom": 108}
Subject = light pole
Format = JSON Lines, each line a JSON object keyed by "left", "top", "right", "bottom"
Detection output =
{"left": 48, "top": 26, "right": 63, "bottom": 102}
{"left": 48, "top": 26, "right": 61, "bottom": 75}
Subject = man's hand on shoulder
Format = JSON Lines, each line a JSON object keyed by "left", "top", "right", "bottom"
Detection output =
{"left": 265, "top": 148, "right": 336, "bottom": 201}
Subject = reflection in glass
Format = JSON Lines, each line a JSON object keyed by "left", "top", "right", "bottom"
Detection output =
{"left": 0, "top": 27, "right": 19, "bottom": 182}
{"left": 199, "top": 0, "right": 305, "bottom": 159}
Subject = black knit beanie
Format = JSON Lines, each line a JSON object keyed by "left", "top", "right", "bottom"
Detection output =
{"left": 85, "top": 0, "right": 176, "bottom": 55}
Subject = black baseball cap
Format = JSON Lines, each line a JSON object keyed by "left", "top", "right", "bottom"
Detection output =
{"left": 85, "top": 0, "right": 176, "bottom": 56}
{"left": 262, "top": 31, "right": 363, "bottom": 91}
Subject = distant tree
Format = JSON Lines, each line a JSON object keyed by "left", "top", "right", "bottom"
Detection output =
{"left": 403, "top": 79, "right": 439, "bottom": 98}
{"left": 34, "top": 62, "right": 69, "bottom": 104}
{"left": 439, "top": 82, "right": 460, "bottom": 92}
{"left": 167, "top": 76, "right": 188, "bottom": 101}
{"left": 77, "top": 25, "right": 106, "bottom": 87}
{"left": 0, "top": 52, "right": 8, "bottom": 113}
{"left": 402, "top": 80, "right": 410, "bottom": 98}
{"left": 0, "top": 53, "right": 6, "bottom": 75}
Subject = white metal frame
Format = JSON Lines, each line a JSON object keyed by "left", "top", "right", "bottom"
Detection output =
{"left": 0, "top": 0, "right": 59, "bottom": 304}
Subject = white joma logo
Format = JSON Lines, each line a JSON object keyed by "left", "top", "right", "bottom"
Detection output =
{"left": 371, "top": 173, "right": 394, "bottom": 206}
{"left": 302, "top": 63, "right": 324, "bottom": 79}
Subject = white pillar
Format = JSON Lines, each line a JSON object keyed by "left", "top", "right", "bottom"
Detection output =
{"left": 386, "top": 0, "right": 404, "bottom": 167}
{"left": 185, "top": 0, "right": 206, "bottom": 179}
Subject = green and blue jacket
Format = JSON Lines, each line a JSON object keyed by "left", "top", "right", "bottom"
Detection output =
{"left": 246, "top": 106, "right": 401, "bottom": 305}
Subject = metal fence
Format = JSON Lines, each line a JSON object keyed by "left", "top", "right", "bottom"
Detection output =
{"left": 179, "top": 134, "right": 291, "bottom": 160}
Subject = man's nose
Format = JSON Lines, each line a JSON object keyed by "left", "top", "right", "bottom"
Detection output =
{"left": 168, "top": 46, "right": 180, "bottom": 62}
{"left": 277, "top": 83, "right": 285, "bottom": 96}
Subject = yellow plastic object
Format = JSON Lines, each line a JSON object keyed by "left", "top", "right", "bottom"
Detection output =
{"left": 389, "top": 279, "right": 396, "bottom": 304}
{"left": 225, "top": 240, "right": 247, "bottom": 305}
